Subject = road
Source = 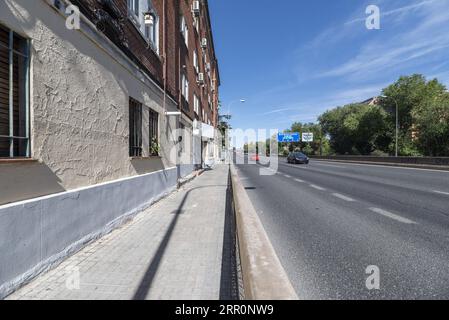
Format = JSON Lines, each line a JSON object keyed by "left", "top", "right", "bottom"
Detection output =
{"left": 235, "top": 155, "right": 449, "bottom": 299}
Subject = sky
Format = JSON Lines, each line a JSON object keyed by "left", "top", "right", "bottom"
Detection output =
{"left": 208, "top": 0, "right": 449, "bottom": 133}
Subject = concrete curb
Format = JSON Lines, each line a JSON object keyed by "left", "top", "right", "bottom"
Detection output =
{"left": 230, "top": 164, "right": 298, "bottom": 300}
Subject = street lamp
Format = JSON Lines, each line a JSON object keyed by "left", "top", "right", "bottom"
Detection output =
{"left": 222, "top": 99, "right": 245, "bottom": 161}
{"left": 224, "top": 99, "right": 246, "bottom": 120}
{"left": 380, "top": 95, "right": 399, "bottom": 157}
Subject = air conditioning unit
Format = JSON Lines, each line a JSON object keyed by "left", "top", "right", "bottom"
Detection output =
{"left": 197, "top": 73, "right": 205, "bottom": 84}
{"left": 201, "top": 38, "right": 207, "bottom": 49}
{"left": 192, "top": 1, "right": 200, "bottom": 16}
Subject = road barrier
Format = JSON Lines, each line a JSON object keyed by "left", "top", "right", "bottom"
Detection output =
{"left": 229, "top": 164, "right": 298, "bottom": 300}
{"left": 309, "top": 156, "right": 449, "bottom": 170}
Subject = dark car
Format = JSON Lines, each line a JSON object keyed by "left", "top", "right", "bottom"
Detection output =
{"left": 287, "top": 152, "right": 309, "bottom": 164}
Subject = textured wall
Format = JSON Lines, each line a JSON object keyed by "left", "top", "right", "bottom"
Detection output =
{"left": 0, "top": 0, "right": 184, "bottom": 204}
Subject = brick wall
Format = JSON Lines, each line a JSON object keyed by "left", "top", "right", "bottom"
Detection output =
{"left": 72, "top": 0, "right": 219, "bottom": 126}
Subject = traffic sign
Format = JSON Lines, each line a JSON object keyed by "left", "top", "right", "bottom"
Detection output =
{"left": 302, "top": 133, "right": 314, "bottom": 142}
{"left": 278, "top": 133, "right": 300, "bottom": 143}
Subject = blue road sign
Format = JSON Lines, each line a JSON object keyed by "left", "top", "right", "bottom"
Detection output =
{"left": 278, "top": 133, "right": 300, "bottom": 143}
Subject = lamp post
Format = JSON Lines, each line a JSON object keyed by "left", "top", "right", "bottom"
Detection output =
{"left": 380, "top": 95, "right": 399, "bottom": 157}
{"left": 223, "top": 99, "right": 245, "bottom": 157}
{"left": 224, "top": 99, "right": 246, "bottom": 123}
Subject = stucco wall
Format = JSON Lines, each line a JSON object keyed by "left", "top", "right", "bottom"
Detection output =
{"left": 0, "top": 0, "right": 185, "bottom": 204}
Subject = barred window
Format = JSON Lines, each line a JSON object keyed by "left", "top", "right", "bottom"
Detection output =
{"left": 129, "top": 98, "right": 142, "bottom": 157}
{"left": 0, "top": 25, "right": 30, "bottom": 158}
{"left": 149, "top": 108, "right": 159, "bottom": 156}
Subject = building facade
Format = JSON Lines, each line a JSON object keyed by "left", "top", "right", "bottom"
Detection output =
{"left": 0, "top": 0, "right": 219, "bottom": 297}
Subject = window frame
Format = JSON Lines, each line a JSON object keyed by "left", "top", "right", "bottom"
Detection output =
{"left": 128, "top": 0, "right": 160, "bottom": 54}
{"left": 148, "top": 108, "right": 159, "bottom": 156}
{"left": 129, "top": 98, "right": 143, "bottom": 157}
{"left": 180, "top": 15, "right": 189, "bottom": 47}
{"left": 0, "top": 26, "right": 30, "bottom": 159}
{"left": 193, "top": 49, "right": 199, "bottom": 74}
{"left": 128, "top": 0, "right": 140, "bottom": 18}
{"left": 181, "top": 73, "right": 189, "bottom": 100}
{"left": 193, "top": 94, "right": 200, "bottom": 115}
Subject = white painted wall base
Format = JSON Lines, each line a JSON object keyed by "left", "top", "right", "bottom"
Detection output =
{"left": 0, "top": 167, "right": 177, "bottom": 299}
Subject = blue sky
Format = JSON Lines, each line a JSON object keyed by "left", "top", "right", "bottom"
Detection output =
{"left": 208, "top": 0, "right": 449, "bottom": 132}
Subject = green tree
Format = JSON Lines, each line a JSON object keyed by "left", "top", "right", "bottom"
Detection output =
{"left": 285, "top": 122, "right": 326, "bottom": 155}
{"left": 217, "top": 114, "right": 231, "bottom": 148}
{"left": 380, "top": 74, "right": 446, "bottom": 155}
{"left": 319, "top": 104, "right": 391, "bottom": 155}
{"left": 413, "top": 93, "right": 449, "bottom": 156}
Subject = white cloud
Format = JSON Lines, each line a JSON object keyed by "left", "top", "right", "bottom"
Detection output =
{"left": 345, "top": 0, "right": 440, "bottom": 25}
{"left": 316, "top": 0, "right": 449, "bottom": 81}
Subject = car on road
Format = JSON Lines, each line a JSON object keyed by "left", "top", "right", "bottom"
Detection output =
{"left": 287, "top": 152, "right": 309, "bottom": 164}
{"left": 250, "top": 154, "right": 260, "bottom": 162}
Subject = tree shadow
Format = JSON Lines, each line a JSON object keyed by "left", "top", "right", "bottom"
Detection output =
{"left": 132, "top": 183, "right": 229, "bottom": 300}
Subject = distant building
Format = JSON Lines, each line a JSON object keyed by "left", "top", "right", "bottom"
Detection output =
{"left": 360, "top": 97, "right": 381, "bottom": 106}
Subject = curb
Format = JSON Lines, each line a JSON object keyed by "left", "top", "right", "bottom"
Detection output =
{"left": 230, "top": 164, "right": 298, "bottom": 300}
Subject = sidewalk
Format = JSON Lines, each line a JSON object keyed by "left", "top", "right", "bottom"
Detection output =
{"left": 6, "top": 165, "right": 235, "bottom": 300}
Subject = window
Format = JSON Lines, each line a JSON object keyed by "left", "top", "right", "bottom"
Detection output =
{"left": 128, "top": 0, "right": 159, "bottom": 52}
{"left": 193, "top": 50, "right": 199, "bottom": 73}
{"left": 149, "top": 108, "right": 159, "bottom": 156}
{"left": 0, "top": 25, "right": 30, "bottom": 158}
{"left": 202, "top": 108, "right": 205, "bottom": 122}
{"left": 129, "top": 98, "right": 142, "bottom": 157}
{"left": 181, "top": 73, "right": 189, "bottom": 100}
{"left": 194, "top": 17, "right": 199, "bottom": 33}
{"left": 128, "top": 0, "right": 139, "bottom": 17}
{"left": 144, "top": 13, "right": 157, "bottom": 46}
{"left": 194, "top": 94, "right": 200, "bottom": 115}
{"left": 180, "top": 16, "right": 188, "bottom": 47}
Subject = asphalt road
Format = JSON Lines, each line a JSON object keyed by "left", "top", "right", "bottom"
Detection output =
{"left": 235, "top": 155, "right": 449, "bottom": 300}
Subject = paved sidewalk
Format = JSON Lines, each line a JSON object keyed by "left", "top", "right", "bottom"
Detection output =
{"left": 6, "top": 165, "right": 233, "bottom": 300}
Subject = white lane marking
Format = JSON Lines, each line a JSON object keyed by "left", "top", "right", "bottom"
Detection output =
{"left": 283, "top": 163, "right": 307, "bottom": 169}
{"left": 433, "top": 190, "right": 449, "bottom": 196}
{"left": 310, "top": 184, "right": 326, "bottom": 191}
{"left": 369, "top": 207, "right": 416, "bottom": 224}
{"left": 312, "top": 163, "right": 345, "bottom": 169}
{"left": 295, "top": 178, "right": 304, "bottom": 183}
{"left": 284, "top": 174, "right": 292, "bottom": 178}
{"left": 332, "top": 193, "right": 356, "bottom": 202}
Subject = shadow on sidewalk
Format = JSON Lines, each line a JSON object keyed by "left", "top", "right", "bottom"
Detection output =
{"left": 133, "top": 181, "right": 229, "bottom": 300}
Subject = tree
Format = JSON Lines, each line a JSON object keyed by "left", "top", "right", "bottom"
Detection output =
{"left": 284, "top": 122, "right": 325, "bottom": 155}
{"left": 413, "top": 93, "right": 449, "bottom": 156}
{"left": 380, "top": 74, "right": 446, "bottom": 155}
{"left": 217, "top": 114, "right": 231, "bottom": 148}
{"left": 319, "top": 104, "right": 391, "bottom": 155}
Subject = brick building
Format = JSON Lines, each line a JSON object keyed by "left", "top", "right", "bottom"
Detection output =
{"left": 0, "top": 0, "right": 220, "bottom": 297}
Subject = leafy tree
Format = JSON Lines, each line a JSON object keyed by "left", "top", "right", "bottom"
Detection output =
{"left": 217, "top": 114, "right": 231, "bottom": 148}
{"left": 413, "top": 93, "right": 449, "bottom": 156}
{"left": 319, "top": 104, "right": 391, "bottom": 155}
{"left": 380, "top": 74, "right": 446, "bottom": 155}
{"left": 284, "top": 122, "right": 325, "bottom": 155}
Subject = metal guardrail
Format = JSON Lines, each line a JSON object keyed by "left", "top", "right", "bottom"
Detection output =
{"left": 230, "top": 164, "right": 298, "bottom": 300}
